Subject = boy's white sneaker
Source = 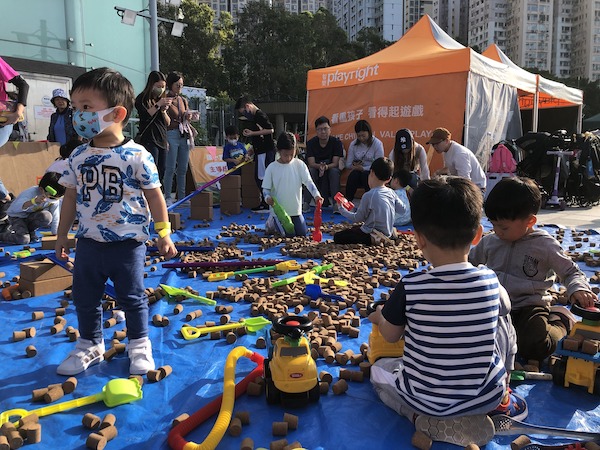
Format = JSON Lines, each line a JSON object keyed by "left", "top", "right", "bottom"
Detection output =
{"left": 57, "top": 338, "right": 105, "bottom": 376}
{"left": 128, "top": 337, "right": 155, "bottom": 375}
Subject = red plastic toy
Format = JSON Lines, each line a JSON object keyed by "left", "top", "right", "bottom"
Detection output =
{"left": 334, "top": 192, "right": 354, "bottom": 211}
{"left": 312, "top": 198, "right": 323, "bottom": 242}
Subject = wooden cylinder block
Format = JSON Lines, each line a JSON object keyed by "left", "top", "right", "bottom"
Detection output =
{"left": 99, "top": 414, "right": 116, "bottom": 430}
{"left": 85, "top": 433, "right": 107, "bottom": 450}
{"left": 510, "top": 435, "right": 531, "bottom": 450}
{"left": 272, "top": 421, "right": 288, "bottom": 436}
{"left": 25, "top": 345, "right": 37, "bottom": 358}
{"left": 240, "top": 437, "right": 254, "bottom": 450}
{"left": 282, "top": 413, "right": 298, "bottom": 430}
{"left": 31, "top": 311, "right": 44, "bottom": 320}
{"left": 43, "top": 386, "right": 64, "bottom": 403}
{"left": 228, "top": 417, "right": 242, "bottom": 436}
{"left": 25, "top": 423, "right": 42, "bottom": 443}
{"left": 234, "top": 411, "right": 250, "bottom": 425}
{"left": 332, "top": 379, "right": 348, "bottom": 395}
{"left": 98, "top": 425, "right": 118, "bottom": 441}
{"left": 62, "top": 377, "right": 78, "bottom": 394}
{"left": 82, "top": 413, "right": 101, "bottom": 429}
{"left": 411, "top": 430, "right": 432, "bottom": 450}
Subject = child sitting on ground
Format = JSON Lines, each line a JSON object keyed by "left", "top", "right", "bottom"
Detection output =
{"left": 55, "top": 67, "right": 177, "bottom": 377}
{"left": 469, "top": 176, "right": 596, "bottom": 365}
{"left": 261, "top": 132, "right": 322, "bottom": 237}
{"left": 390, "top": 169, "right": 412, "bottom": 227}
{"left": 0, "top": 171, "right": 65, "bottom": 244}
{"left": 334, "top": 157, "right": 406, "bottom": 245}
{"left": 369, "top": 176, "right": 522, "bottom": 448}
{"left": 222, "top": 125, "right": 249, "bottom": 175}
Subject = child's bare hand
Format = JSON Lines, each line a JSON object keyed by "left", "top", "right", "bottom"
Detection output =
{"left": 265, "top": 197, "right": 274, "bottom": 206}
{"left": 242, "top": 129, "right": 253, "bottom": 137}
{"left": 157, "top": 236, "right": 177, "bottom": 260}
{"left": 571, "top": 290, "right": 597, "bottom": 308}
{"left": 55, "top": 241, "right": 70, "bottom": 261}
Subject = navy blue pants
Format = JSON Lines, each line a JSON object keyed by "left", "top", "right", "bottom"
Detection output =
{"left": 73, "top": 238, "right": 148, "bottom": 344}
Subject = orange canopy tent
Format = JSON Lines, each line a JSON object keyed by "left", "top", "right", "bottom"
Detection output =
{"left": 306, "top": 15, "right": 582, "bottom": 171}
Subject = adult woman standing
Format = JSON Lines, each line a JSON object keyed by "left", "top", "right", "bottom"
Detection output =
{"left": 163, "top": 71, "right": 193, "bottom": 205}
{"left": 135, "top": 71, "right": 172, "bottom": 181}
{"left": 47, "top": 88, "right": 77, "bottom": 146}
{"left": 344, "top": 119, "right": 384, "bottom": 201}
{"left": 388, "top": 128, "right": 430, "bottom": 188}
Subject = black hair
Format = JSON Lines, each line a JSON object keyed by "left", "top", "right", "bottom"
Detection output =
{"left": 392, "top": 128, "right": 417, "bottom": 172}
{"left": 276, "top": 131, "right": 296, "bottom": 152}
{"left": 39, "top": 171, "right": 66, "bottom": 198}
{"left": 354, "top": 119, "right": 373, "bottom": 146}
{"left": 71, "top": 67, "right": 134, "bottom": 123}
{"left": 140, "top": 71, "right": 167, "bottom": 107}
{"left": 484, "top": 176, "right": 541, "bottom": 221}
{"left": 392, "top": 169, "right": 412, "bottom": 188}
{"left": 60, "top": 138, "right": 81, "bottom": 159}
{"left": 234, "top": 95, "right": 251, "bottom": 110}
{"left": 166, "top": 71, "right": 183, "bottom": 92}
{"left": 225, "top": 125, "right": 239, "bottom": 136}
{"left": 411, "top": 177, "right": 482, "bottom": 249}
{"left": 314, "top": 116, "right": 330, "bottom": 128}
{"left": 370, "top": 157, "right": 394, "bottom": 181}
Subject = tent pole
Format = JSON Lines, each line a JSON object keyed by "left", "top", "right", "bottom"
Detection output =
{"left": 577, "top": 104, "right": 582, "bottom": 133}
{"left": 533, "top": 75, "right": 540, "bottom": 132}
{"left": 304, "top": 91, "right": 309, "bottom": 144}
{"left": 464, "top": 72, "right": 471, "bottom": 146}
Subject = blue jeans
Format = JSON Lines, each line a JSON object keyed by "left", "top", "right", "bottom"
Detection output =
{"left": 289, "top": 214, "right": 307, "bottom": 237}
{"left": 0, "top": 124, "right": 12, "bottom": 147}
{"left": 73, "top": 238, "right": 148, "bottom": 344}
{"left": 164, "top": 129, "right": 191, "bottom": 200}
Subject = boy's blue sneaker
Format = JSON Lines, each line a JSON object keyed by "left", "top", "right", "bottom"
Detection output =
{"left": 488, "top": 389, "right": 528, "bottom": 422}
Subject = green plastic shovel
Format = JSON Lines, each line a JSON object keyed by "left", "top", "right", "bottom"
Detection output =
{"left": 0, "top": 378, "right": 142, "bottom": 426}
{"left": 207, "top": 260, "right": 300, "bottom": 282}
{"left": 180, "top": 316, "right": 272, "bottom": 340}
{"left": 160, "top": 284, "right": 216, "bottom": 306}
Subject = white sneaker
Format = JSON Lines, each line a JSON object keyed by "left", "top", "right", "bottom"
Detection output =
{"left": 165, "top": 197, "right": 174, "bottom": 207}
{"left": 128, "top": 337, "right": 155, "bottom": 375}
{"left": 57, "top": 338, "right": 105, "bottom": 375}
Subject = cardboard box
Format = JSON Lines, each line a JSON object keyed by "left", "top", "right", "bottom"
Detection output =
{"left": 190, "top": 206, "right": 213, "bottom": 221}
{"left": 19, "top": 276, "right": 73, "bottom": 297}
{"left": 20, "top": 259, "right": 72, "bottom": 282}
{"left": 241, "top": 162, "right": 255, "bottom": 185}
{"left": 220, "top": 188, "right": 241, "bottom": 203}
{"left": 220, "top": 201, "right": 241, "bottom": 215}
{"left": 0, "top": 142, "right": 61, "bottom": 195}
{"left": 220, "top": 175, "right": 241, "bottom": 189}
{"left": 168, "top": 212, "right": 182, "bottom": 230}
{"left": 242, "top": 196, "right": 261, "bottom": 209}
{"left": 41, "top": 234, "right": 76, "bottom": 250}
{"left": 191, "top": 191, "right": 213, "bottom": 207}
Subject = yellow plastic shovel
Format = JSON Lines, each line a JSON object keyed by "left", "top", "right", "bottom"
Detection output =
{"left": 207, "top": 260, "right": 300, "bottom": 282}
{"left": 180, "top": 316, "right": 272, "bottom": 340}
{"left": 160, "top": 284, "right": 216, "bottom": 306}
{"left": 303, "top": 271, "right": 348, "bottom": 287}
{"left": 0, "top": 378, "right": 142, "bottom": 426}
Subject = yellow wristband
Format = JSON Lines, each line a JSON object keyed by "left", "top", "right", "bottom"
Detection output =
{"left": 154, "top": 221, "right": 171, "bottom": 231}
{"left": 157, "top": 228, "right": 171, "bottom": 239}
{"left": 30, "top": 197, "right": 37, "bottom": 205}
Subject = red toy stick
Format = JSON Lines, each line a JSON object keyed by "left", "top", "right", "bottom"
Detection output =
{"left": 312, "top": 198, "right": 323, "bottom": 242}
{"left": 334, "top": 192, "right": 354, "bottom": 211}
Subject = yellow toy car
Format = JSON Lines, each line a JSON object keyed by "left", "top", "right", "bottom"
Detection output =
{"left": 264, "top": 316, "right": 320, "bottom": 406}
{"left": 367, "top": 301, "right": 405, "bottom": 364}
{"left": 552, "top": 302, "right": 600, "bottom": 394}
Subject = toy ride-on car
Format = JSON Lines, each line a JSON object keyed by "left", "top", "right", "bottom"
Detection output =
{"left": 264, "top": 315, "right": 320, "bottom": 406}
{"left": 552, "top": 302, "right": 600, "bottom": 394}
{"left": 366, "top": 301, "right": 405, "bottom": 364}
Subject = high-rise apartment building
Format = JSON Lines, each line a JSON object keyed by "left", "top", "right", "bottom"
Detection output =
{"left": 467, "top": 1, "right": 507, "bottom": 51}
{"left": 433, "top": 0, "right": 467, "bottom": 43}
{"left": 569, "top": 0, "right": 600, "bottom": 81}
{"left": 272, "top": 0, "right": 329, "bottom": 13}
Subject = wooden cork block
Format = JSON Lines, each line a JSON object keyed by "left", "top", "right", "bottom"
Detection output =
{"left": 582, "top": 339, "right": 599, "bottom": 355}
{"left": 464, "top": 444, "right": 480, "bottom": 450}
{"left": 270, "top": 439, "right": 288, "bottom": 450}
{"left": 31, "top": 388, "right": 48, "bottom": 402}
{"left": 234, "top": 411, "right": 250, "bottom": 425}
{"left": 159, "top": 365, "right": 173, "bottom": 379}
{"left": 25, "top": 345, "right": 37, "bottom": 358}
{"left": 147, "top": 370, "right": 162, "bottom": 382}
{"left": 359, "top": 361, "right": 371, "bottom": 377}
{"left": 411, "top": 430, "right": 432, "bottom": 450}
{"left": 226, "top": 332, "right": 237, "bottom": 344}
{"left": 282, "top": 413, "right": 298, "bottom": 430}
{"left": 216, "top": 305, "right": 234, "bottom": 314}
{"left": 62, "top": 377, "right": 78, "bottom": 394}
{"left": 173, "top": 304, "right": 183, "bottom": 315}
{"left": 99, "top": 414, "right": 116, "bottom": 430}
{"left": 6, "top": 429, "right": 22, "bottom": 449}
{"left": 86, "top": 433, "right": 107, "bottom": 450}
{"left": 246, "top": 382, "right": 263, "bottom": 396}
{"left": 25, "top": 423, "right": 42, "bottom": 444}
{"left": 332, "top": 379, "right": 348, "bottom": 395}
{"left": 97, "top": 425, "right": 118, "bottom": 441}
{"left": 171, "top": 413, "right": 189, "bottom": 428}
{"left": 510, "top": 435, "right": 531, "bottom": 450}
{"left": 240, "top": 437, "right": 254, "bottom": 450}
{"left": 129, "top": 374, "right": 144, "bottom": 387}
{"left": 563, "top": 337, "right": 581, "bottom": 351}
{"left": 23, "top": 327, "right": 36, "bottom": 338}
{"left": 256, "top": 337, "right": 266, "bottom": 349}
{"left": 283, "top": 442, "right": 302, "bottom": 450}
{"left": 319, "top": 381, "right": 329, "bottom": 394}
{"left": 0, "top": 435, "right": 8, "bottom": 450}
{"left": 43, "top": 386, "right": 64, "bottom": 403}
{"left": 228, "top": 417, "right": 242, "bottom": 436}
{"left": 82, "top": 413, "right": 101, "bottom": 429}
{"left": 319, "top": 371, "right": 333, "bottom": 384}
{"left": 51, "top": 323, "right": 64, "bottom": 335}
{"left": 12, "top": 330, "right": 27, "bottom": 342}
{"left": 31, "top": 311, "right": 44, "bottom": 320}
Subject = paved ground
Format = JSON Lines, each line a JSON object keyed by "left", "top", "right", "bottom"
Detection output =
{"left": 536, "top": 201, "right": 600, "bottom": 231}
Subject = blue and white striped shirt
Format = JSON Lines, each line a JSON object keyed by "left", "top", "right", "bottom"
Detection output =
{"left": 382, "top": 262, "right": 507, "bottom": 416}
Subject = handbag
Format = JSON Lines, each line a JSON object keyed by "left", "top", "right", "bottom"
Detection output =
{"left": 134, "top": 106, "right": 160, "bottom": 144}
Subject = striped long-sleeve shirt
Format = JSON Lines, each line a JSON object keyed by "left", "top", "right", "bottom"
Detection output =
{"left": 382, "top": 262, "right": 507, "bottom": 416}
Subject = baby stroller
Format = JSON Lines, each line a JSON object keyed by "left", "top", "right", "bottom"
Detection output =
{"left": 515, "top": 131, "right": 572, "bottom": 209}
{"left": 565, "top": 133, "right": 600, "bottom": 207}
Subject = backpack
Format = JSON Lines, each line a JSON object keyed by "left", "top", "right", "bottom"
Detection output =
{"left": 489, "top": 143, "right": 517, "bottom": 173}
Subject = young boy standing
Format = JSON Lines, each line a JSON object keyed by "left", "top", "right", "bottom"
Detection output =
{"left": 334, "top": 157, "right": 405, "bottom": 245}
{"left": 55, "top": 67, "right": 177, "bottom": 376}
{"left": 469, "top": 177, "right": 596, "bottom": 364}
{"left": 222, "top": 125, "right": 248, "bottom": 175}
{"left": 369, "top": 177, "right": 522, "bottom": 447}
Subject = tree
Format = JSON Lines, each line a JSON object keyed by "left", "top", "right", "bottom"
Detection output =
{"left": 352, "top": 27, "right": 391, "bottom": 59}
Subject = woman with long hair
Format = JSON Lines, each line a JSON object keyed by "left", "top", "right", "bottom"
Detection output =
{"left": 388, "top": 128, "right": 430, "bottom": 188}
{"left": 344, "top": 119, "right": 384, "bottom": 201}
{"left": 134, "top": 71, "right": 172, "bottom": 181}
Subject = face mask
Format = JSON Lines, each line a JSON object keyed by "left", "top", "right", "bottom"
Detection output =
{"left": 152, "top": 87, "right": 165, "bottom": 98}
{"left": 228, "top": 139, "right": 238, "bottom": 145}
{"left": 72, "top": 107, "right": 116, "bottom": 140}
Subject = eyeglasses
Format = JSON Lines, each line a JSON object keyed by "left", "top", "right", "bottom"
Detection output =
{"left": 316, "top": 127, "right": 330, "bottom": 132}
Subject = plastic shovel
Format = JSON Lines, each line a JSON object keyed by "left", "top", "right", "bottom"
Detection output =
{"left": 305, "top": 283, "right": 346, "bottom": 302}
{"left": 207, "top": 260, "right": 300, "bottom": 281}
{"left": 159, "top": 284, "right": 216, "bottom": 306}
{"left": 271, "top": 263, "right": 334, "bottom": 288}
{"left": 303, "top": 271, "right": 348, "bottom": 287}
{"left": 180, "top": 316, "right": 272, "bottom": 340}
{"left": 0, "top": 378, "right": 142, "bottom": 426}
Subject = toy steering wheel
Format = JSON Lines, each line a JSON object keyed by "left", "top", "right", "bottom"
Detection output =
{"left": 572, "top": 302, "right": 600, "bottom": 322}
{"left": 273, "top": 315, "right": 312, "bottom": 340}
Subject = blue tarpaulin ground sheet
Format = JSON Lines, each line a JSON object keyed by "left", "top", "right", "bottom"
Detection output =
{"left": 0, "top": 204, "right": 599, "bottom": 450}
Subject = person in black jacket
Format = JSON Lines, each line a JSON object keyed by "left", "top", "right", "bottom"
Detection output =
{"left": 47, "top": 88, "right": 77, "bottom": 145}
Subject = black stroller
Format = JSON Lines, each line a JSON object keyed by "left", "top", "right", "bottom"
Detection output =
{"left": 565, "top": 133, "right": 600, "bottom": 207}
{"left": 515, "top": 131, "right": 573, "bottom": 210}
